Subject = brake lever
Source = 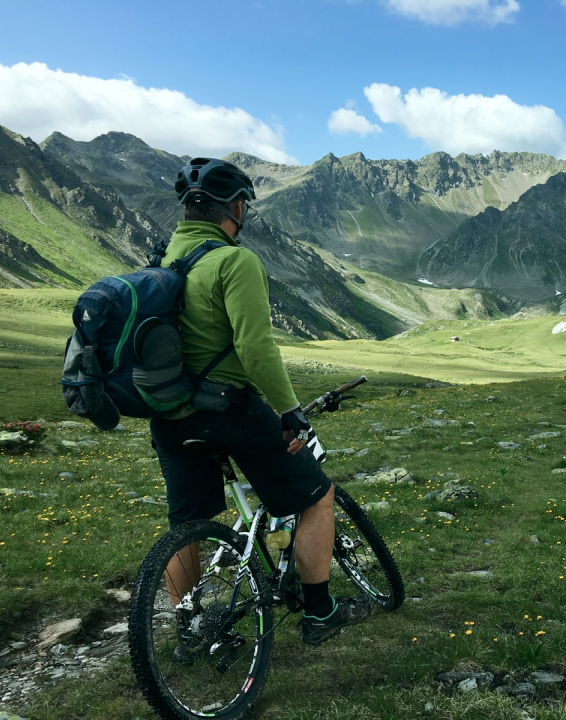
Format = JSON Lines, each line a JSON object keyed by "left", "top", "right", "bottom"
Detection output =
{"left": 324, "top": 393, "right": 355, "bottom": 412}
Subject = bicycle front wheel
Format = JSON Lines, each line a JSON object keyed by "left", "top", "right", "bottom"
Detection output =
{"left": 129, "top": 520, "right": 273, "bottom": 720}
{"left": 333, "top": 485, "right": 405, "bottom": 610}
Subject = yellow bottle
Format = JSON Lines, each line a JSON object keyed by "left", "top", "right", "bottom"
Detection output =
{"left": 266, "top": 518, "right": 293, "bottom": 549}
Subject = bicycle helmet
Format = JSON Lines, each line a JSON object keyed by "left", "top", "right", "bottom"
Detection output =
{"left": 175, "top": 157, "right": 256, "bottom": 205}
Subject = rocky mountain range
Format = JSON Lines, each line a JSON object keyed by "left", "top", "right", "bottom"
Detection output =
{"left": 1, "top": 123, "right": 566, "bottom": 339}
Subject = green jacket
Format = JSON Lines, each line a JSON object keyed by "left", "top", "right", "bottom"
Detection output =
{"left": 161, "top": 221, "right": 299, "bottom": 418}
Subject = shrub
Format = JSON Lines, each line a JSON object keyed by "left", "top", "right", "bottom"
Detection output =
{"left": 0, "top": 421, "right": 47, "bottom": 455}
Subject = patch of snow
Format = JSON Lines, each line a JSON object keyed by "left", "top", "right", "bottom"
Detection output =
{"left": 556, "top": 290, "right": 562, "bottom": 296}
{"left": 418, "top": 278, "right": 434, "bottom": 286}
{"left": 343, "top": 253, "right": 352, "bottom": 257}
{"left": 552, "top": 321, "right": 566, "bottom": 335}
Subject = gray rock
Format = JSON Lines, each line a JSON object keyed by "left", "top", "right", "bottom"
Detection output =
{"left": 511, "top": 683, "right": 537, "bottom": 696}
{"left": 435, "top": 511, "right": 454, "bottom": 520}
{"left": 128, "top": 496, "right": 159, "bottom": 504}
{"left": 105, "top": 589, "right": 131, "bottom": 604}
{"left": 458, "top": 677, "right": 478, "bottom": 692}
{"left": 531, "top": 671, "right": 565, "bottom": 684}
{"left": 423, "top": 418, "right": 460, "bottom": 427}
{"left": 438, "top": 479, "right": 478, "bottom": 501}
{"left": 370, "top": 423, "right": 385, "bottom": 432}
{"left": 497, "top": 441, "right": 522, "bottom": 450}
{"left": 362, "top": 501, "right": 390, "bottom": 512}
{"left": 37, "top": 618, "right": 82, "bottom": 650}
{"left": 9, "top": 642, "right": 27, "bottom": 651}
{"left": 50, "top": 643, "right": 68, "bottom": 656}
{"left": 364, "top": 467, "right": 415, "bottom": 486}
{"left": 439, "top": 671, "right": 494, "bottom": 687}
{"left": 102, "top": 622, "right": 128, "bottom": 637}
{"left": 0, "top": 432, "right": 27, "bottom": 447}
{"left": 529, "top": 431, "right": 561, "bottom": 440}
{"left": 61, "top": 440, "right": 96, "bottom": 448}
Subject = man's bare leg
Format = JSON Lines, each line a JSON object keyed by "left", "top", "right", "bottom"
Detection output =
{"left": 294, "top": 484, "right": 335, "bottom": 584}
{"left": 165, "top": 542, "right": 200, "bottom": 606}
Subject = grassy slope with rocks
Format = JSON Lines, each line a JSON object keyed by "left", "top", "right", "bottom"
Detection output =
{"left": 1, "top": 301, "right": 566, "bottom": 718}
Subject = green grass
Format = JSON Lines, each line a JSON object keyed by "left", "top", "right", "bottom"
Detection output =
{"left": 0, "top": 289, "right": 77, "bottom": 422}
{"left": 1, "top": 294, "right": 566, "bottom": 719}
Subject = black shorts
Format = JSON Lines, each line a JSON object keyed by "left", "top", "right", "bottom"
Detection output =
{"left": 150, "top": 391, "right": 332, "bottom": 527}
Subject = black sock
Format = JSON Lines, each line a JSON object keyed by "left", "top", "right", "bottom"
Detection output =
{"left": 301, "top": 580, "right": 334, "bottom": 618}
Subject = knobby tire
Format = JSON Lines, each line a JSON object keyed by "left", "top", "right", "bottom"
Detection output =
{"left": 129, "top": 520, "right": 273, "bottom": 720}
{"left": 333, "top": 485, "right": 404, "bottom": 610}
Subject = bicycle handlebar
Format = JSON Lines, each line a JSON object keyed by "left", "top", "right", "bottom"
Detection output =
{"left": 302, "top": 375, "right": 367, "bottom": 416}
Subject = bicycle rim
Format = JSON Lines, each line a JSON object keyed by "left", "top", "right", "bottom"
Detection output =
{"left": 129, "top": 520, "right": 273, "bottom": 720}
{"left": 333, "top": 485, "right": 405, "bottom": 610}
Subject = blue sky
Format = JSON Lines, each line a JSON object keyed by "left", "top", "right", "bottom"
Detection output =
{"left": 1, "top": 0, "right": 565, "bottom": 165}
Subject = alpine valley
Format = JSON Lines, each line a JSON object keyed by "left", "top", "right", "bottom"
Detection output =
{"left": 1, "top": 124, "right": 566, "bottom": 340}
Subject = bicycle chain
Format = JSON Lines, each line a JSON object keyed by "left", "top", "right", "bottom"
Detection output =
{"left": 214, "top": 601, "right": 292, "bottom": 673}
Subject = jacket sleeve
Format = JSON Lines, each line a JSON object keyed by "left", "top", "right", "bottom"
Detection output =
{"left": 218, "top": 248, "right": 299, "bottom": 414}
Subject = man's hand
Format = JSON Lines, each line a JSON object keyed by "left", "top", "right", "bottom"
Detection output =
{"left": 281, "top": 406, "right": 311, "bottom": 455}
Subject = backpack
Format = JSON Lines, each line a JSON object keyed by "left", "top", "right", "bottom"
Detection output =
{"left": 61, "top": 240, "right": 233, "bottom": 430}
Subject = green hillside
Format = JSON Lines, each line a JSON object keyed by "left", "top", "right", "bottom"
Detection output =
{"left": 281, "top": 316, "right": 566, "bottom": 385}
{"left": 0, "top": 191, "right": 133, "bottom": 288}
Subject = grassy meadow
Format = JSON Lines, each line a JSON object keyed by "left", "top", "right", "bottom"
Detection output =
{"left": 1, "top": 289, "right": 566, "bottom": 719}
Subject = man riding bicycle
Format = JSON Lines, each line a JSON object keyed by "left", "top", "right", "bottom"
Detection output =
{"left": 150, "top": 157, "right": 371, "bottom": 653}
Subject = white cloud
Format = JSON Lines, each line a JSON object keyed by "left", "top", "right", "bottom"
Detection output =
{"left": 382, "top": 0, "right": 520, "bottom": 25}
{"left": 364, "top": 83, "right": 566, "bottom": 158}
{"left": 0, "top": 62, "right": 297, "bottom": 164}
{"left": 328, "top": 108, "right": 382, "bottom": 136}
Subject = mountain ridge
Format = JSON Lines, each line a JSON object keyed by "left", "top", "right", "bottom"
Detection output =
{"left": 2, "top": 125, "right": 566, "bottom": 337}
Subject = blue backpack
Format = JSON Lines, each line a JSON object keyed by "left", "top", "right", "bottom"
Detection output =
{"left": 61, "top": 240, "right": 233, "bottom": 430}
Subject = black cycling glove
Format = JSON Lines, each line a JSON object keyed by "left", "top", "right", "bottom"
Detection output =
{"left": 281, "top": 406, "right": 311, "bottom": 442}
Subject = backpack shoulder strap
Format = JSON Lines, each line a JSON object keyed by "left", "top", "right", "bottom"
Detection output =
{"left": 169, "top": 239, "right": 235, "bottom": 378}
{"left": 146, "top": 239, "right": 169, "bottom": 267}
{"left": 170, "top": 239, "right": 228, "bottom": 278}
{"left": 195, "top": 341, "right": 235, "bottom": 381}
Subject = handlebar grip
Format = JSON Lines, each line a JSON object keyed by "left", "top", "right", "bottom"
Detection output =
{"left": 302, "top": 375, "right": 367, "bottom": 416}
{"left": 333, "top": 375, "right": 367, "bottom": 395}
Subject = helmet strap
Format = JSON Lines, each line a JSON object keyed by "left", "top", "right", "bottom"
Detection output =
{"left": 212, "top": 200, "right": 246, "bottom": 242}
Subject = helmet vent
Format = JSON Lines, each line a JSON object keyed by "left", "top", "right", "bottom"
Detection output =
{"left": 189, "top": 169, "right": 199, "bottom": 182}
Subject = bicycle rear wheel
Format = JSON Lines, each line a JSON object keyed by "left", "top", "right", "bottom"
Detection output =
{"left": 333, "top": 485, "right": 404, "bottom": 610}
{"left": 129, "top": 520, "right": 273, "bottom": 720}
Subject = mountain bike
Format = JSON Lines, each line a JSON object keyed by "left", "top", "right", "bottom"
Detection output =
{"left": 129, "top": 376, "right": 404, "bottom": 720}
